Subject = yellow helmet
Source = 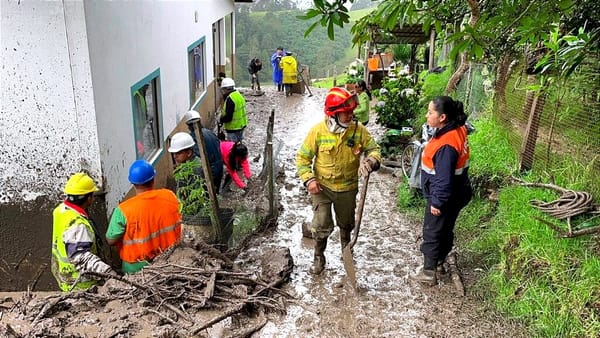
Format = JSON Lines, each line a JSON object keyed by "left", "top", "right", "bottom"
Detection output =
{"left": 64, "top": 173, "right": 99, "bottom": 195}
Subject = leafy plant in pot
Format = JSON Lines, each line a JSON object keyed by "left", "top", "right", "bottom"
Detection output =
{"left": 172, "top": 160, "right": 212, "bottom": 240}
{"left": 173, "top": 159, "right": 234, "bottom": 245}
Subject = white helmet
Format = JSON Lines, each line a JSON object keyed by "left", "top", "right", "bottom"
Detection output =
{"left": 168, "top": 132, "right": 195, "bottom": 153}
{"left": 183, "top": 110, "right": 201, "bottom": 125}
{"left": 220, "top": 77, "right": 235, "bottom": 89}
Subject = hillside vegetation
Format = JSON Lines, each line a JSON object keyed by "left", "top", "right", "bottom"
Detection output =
{"left": 234, "top": 6, "right": 366, "bottom": 87}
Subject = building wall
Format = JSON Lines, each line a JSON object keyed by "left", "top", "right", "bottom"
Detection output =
{"left": 83, "top": 1, "right": 234, "bottom": 213}
{"left": 0, "top": 1, "right": 101, "bottom": 204}
{"left": 0, "top": 0, "right": 234, "bottom": 291}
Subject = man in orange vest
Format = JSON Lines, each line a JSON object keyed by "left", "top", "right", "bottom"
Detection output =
{"left": 106, "top": 160, "right": 182, "bottom": 274}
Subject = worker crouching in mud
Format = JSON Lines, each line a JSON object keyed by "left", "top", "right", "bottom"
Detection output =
{"left": 296, "top": 87, "right": 381, "bottom": 275}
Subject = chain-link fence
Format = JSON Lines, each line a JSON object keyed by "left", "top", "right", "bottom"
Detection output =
{"left": 455, "top": 60, "right": 600, "bottom": 196}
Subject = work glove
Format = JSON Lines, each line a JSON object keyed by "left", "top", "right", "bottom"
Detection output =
{"left": 252, "top": 74, "right": 257, "bottom": 79}
{"left": 359, "top": 157, "right": 378, "bottom": 177}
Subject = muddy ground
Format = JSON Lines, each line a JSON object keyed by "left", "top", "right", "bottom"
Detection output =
{"left": 0, "top": 86, "right": 528, "bottom": 337}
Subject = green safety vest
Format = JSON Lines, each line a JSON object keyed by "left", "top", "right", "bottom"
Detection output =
{"left": 51, "top": 203, "right": 98, "bottom": 292}
{"left": 222, "top": 91, "right": 247, "bottom": 131}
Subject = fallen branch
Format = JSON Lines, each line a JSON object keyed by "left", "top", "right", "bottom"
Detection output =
{"left": 189, "top": 303, "right": 244, "bottom": 335}
{"left": 535, "top": 216, "right": 600, "bottom": 238}
{"left": 446, "top": 252, "right": 465, "bottom": 297}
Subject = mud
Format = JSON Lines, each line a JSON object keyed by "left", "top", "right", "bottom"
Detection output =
{"left": 0, "top": 86, "right": 529, "bottom": 337}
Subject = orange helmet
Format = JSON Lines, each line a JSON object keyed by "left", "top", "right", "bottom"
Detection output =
{"left": 324, "top": 87, "right": 359, "bottom": 116}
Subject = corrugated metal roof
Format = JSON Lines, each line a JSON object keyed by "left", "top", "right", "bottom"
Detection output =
{"left": 370, "top": 24, "right": 430, "bottom": 44}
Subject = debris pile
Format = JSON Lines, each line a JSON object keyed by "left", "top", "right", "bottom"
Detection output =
{"left": 0, "top": 242, "right": 294, "bottom": 337}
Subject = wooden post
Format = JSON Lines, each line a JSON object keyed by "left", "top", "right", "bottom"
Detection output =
{"left": 519, "top": 93, "right": 546, "bottom": 172}
{"left": 428, "top": 29, "right": 436, "bottom": 70}
{"left": 266, "top": 110, "right": 275, "bottom": 217}
{"left": 191, "top": 120, "right": 221, "bottom": 240}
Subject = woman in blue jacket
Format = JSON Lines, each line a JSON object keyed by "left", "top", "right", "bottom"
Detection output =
{"left": 412, "top": 96, "right": 472, "bottom": 286}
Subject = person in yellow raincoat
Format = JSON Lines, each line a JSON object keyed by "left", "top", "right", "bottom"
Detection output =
{"left": 280, "top": 51, "right": 298, "bottom": 97}
{"left": 296, "top": 87, "right": 381, "bottom": 275}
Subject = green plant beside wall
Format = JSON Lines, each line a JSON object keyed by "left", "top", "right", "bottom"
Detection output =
{"left": 173, "top": 159, "right": 209, "bottom": 220}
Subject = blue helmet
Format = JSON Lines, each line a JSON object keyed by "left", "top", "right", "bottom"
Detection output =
{"left": 128, "top": 160, "right": 156, "bottom": 185}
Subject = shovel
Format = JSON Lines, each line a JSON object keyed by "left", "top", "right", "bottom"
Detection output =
{"left": 342, "top": 172, "right": 370, "bottom": 289}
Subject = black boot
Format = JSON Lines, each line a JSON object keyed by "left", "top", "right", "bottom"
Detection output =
{"left": 309, "top": 239, "right": 328, "bottom": 275}
{"left": 410, "top": 255, "right": 437, "bottom": 286}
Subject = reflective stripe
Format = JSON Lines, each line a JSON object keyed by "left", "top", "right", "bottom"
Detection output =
{"left": 122, "top": 222, "right": 181, "bottom": 246}
{"left": 422, "top": 159, "right": 469, "bottom": 176}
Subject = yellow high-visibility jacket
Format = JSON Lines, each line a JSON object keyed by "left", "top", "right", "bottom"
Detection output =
{"left": 280, "top": 55, "right": 298, "bottom": 84}
{"left": 296, "top": 118, "right": 381, "bottom": 192}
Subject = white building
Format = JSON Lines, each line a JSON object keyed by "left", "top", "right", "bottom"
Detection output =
{"left": 0, "top": 0, "right": 246, "bottom": 291}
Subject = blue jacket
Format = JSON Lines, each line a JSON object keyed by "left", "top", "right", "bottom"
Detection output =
{"left": 271, "top": 52, "right": 283, "bottom": 84}
{"left": 421, "top": 122, "right": 471, "bottom": 209}
{"left": 188, "top": 126, "right": 224, "bottom": 178}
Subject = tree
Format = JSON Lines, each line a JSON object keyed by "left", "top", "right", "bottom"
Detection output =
{"left": 301, "top": 0, "right": 597, "bottom": 94}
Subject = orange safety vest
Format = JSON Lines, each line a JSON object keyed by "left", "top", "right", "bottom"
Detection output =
{"left": 421, "top": 126, "right": 469, "bottom": 175}
{"left": 117, "top": 189, "right": 181, "bottom": 264}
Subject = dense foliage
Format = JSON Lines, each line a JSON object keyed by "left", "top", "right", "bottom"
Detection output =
{"left": 173, "top": 160, "right": 209, "bottom": 218}
{"left": 373, "top": 76, "right": 421, "bottom": 129}
{"left": 234, "top": 5, "right": 354, "bottom": 87}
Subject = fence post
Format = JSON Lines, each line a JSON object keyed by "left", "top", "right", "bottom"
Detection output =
{"left": 519, "top": 93, "right": 546, "bottom": 172}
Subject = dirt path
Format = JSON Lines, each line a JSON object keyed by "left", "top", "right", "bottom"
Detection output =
{"left": 0, "top": 86, "right": 528, "bottom": 338}
{"left": 240, "top": 86, "right": 528, "bottom": 337}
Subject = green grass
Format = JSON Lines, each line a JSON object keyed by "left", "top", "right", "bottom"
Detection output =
{"left": 457, "top": 119, "right": 600, "bottom": 337}
{"left": 475, "top": 185, "right": 600, "bottom": 337}
{"left": 397, "top": 103, "right": 600, "bottom": 337}
{"left": 313, "top": 76, "right": 350, "bottom": 88}
{"left": 229, "top": 207, "right": 259, "bottom": 246}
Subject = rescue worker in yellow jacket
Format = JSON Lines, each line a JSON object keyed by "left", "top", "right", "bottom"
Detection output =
{"left": 296, "top": 87, "right": 381, "bottom": 275}
{"left": 52, "top": 173, "right": 114, "bottom": 291}
{"left": 411, "top": 96, "right": 472, "bottom": 286}
{"left": 280, "top": 51, "right": 298, "bottom": 97}
{"left": 106, "top": 160, "right": 182, "bottom": 274}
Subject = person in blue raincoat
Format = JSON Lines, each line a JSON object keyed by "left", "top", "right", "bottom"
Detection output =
{"left": 271, "top": 47, "right": 284, "bottom": 92}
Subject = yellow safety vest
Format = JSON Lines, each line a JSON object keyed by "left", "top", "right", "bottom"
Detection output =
{"left": 222, "top": 91, "right": 247, "bottom": 131}
{"left": 51, "top": 203, "right": 98, "bottom": 292}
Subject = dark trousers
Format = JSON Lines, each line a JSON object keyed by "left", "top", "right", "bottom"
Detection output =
{"left": 250, "top": 73, "right": 260, "bottom": 90}
{"left": 421, "top": 191, "right": 471, "bottom": 262}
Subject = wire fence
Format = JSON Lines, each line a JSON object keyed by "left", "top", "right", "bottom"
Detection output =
{"left": 455, "top": 61, "right": 600, "bottom": 197}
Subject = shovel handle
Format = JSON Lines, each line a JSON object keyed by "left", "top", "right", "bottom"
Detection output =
{"left": 348, "top": 173, "right": 370, "bottom": 249}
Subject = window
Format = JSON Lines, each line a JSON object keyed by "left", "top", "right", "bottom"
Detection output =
{"left": 131, "top": 69, "right": 162, "bottom": 160}
{"left": 188, "top": 37, "right": 206, "bottom": 106}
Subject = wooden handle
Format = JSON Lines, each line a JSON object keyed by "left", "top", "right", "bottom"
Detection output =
{"left": 349, "top": 173, "right": 370, "bottom": 249}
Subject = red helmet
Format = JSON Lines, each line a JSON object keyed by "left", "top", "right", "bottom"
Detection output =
{"left": 324, "top": 87, "right": 359, "bottom": 116}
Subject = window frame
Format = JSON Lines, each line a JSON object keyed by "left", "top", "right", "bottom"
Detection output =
{"left": 187, "top": 37, "right": 207, "bottom": 109}
{"left": 130, "top": 69, "right": 163, "bottom": 162}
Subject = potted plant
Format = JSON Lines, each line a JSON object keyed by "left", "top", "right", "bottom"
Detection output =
{"left": 173, "top": 160, "right": 233, "bottom": 245}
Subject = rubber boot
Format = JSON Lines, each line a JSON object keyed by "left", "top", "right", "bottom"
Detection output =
{"left": 309, "top": 239, "right": 328, "bottom": 275}
{"left": 410, "top": 255, "right": 437, "bottom": 286}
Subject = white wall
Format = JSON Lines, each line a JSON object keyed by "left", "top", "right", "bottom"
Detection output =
{"left": 0, "top": 1, "right": 101, "bottom": 204}
{"left": 83, "top": 1, "right": 234, "bottom": 212}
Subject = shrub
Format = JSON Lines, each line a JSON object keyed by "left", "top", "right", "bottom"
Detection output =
{"left": 373, "top": 77, "right": 422, "bottom": 129}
